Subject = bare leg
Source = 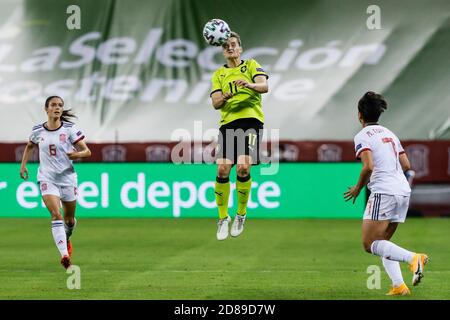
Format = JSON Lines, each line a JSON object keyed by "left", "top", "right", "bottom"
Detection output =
{"left": 43, "top": 195, "right": 69, "bottom": 259}
{"left": 42, "top": 195, "right": 63, "bottom": 220}
{"left": 62, "top": 200, "right": 77, "bottom": 240}
{"left": 62, "top": 200, "right": 76, "bottom": 225}
{"left": 361, "top": 219, "right": 391, "bottom": 253}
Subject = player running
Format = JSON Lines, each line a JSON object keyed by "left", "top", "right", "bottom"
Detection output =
{"left": 20, "top": 96, "right": 91, "bottom": 269}
{"left": 210, "top": 31, "right": 269, "bottom": 240}
{"left": 344, "top": 91, "right": 428, "bottom": 296}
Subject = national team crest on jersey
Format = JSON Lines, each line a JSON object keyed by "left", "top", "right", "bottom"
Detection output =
{"left": 240, "top": 65, "right": 247, "bottom": 73}
{"left": 59, "top": 134, "right": 66, "bottom": 143}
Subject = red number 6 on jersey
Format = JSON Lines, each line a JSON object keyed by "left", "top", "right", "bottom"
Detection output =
{"left": 49, "top": 144, "right": 57, "bottom": 156}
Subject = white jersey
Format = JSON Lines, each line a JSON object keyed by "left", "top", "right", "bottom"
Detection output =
{"left": 354, "top": 124, "right": 410, "bottom": 196}
{"left": 29, "top": 121, "right": 85, "bottom": 187}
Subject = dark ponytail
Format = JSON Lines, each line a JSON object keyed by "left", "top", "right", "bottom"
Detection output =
{"left": 45, "top": 95, "right": 77, "bottom": 123}
{"left": 60, "top": 110, "right": 77, "bottom": 123}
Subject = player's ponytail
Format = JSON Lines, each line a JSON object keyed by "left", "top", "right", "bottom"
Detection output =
{"left": 45, "top": 95, "right": 77, "bottom": 123}
{"left": 60, "top": 109, "right": 77, "bottom": 123}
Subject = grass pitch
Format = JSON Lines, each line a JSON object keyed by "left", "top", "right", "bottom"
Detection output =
{"left": 0, "top": 218, "right": 449, "bottom": 299}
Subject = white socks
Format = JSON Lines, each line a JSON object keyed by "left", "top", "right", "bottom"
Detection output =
{"left": 52, "top": 220, "right": 68, "bottom": 257}
{"left": 382, "top": 257, "right": 404, "bottom": 287}
{"left": 371, "top": 240, "right": 415, "bottom": 263}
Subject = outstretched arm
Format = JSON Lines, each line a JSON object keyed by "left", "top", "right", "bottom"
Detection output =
{"left": 344, "top": 150, "right": 373, "bottom": 203}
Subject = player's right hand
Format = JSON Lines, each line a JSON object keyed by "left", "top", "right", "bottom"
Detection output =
{"left": 344, "top": 186, "right": 361, "bottom": 204}
{"left": 20, "top": 167, "right": 28, "bottom": 180}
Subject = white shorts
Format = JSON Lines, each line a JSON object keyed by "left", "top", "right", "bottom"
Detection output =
{"left": 363, "top": 193, "right": 410, "bottom": 223}
{"left": 39, "top": 181, "right": 77, "bottom": 202}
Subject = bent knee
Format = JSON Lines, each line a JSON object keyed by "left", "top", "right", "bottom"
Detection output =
{"left": 363, "top": 241, "right": 373, "bottom": 253}
{"left": 236, "top": 164, "right": 250, "bottom": 177}
{"left": 65, "top": 217, "right": 75, "bottom": 225}
{"left": 217, "top": 165, "right": 231, "bottom": 178}
{"left": 50, "top": 210, "right": 63, "bottom": 220}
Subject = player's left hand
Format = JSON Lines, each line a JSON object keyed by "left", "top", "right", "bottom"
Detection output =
{"left": 234, "top": 79, "right": 254, "bottom": 89}
{"left": 66, "top": 152, "right": 79, "bottom": 160}
{"left": 344, "top": 186, "right": 360, "bottom": 204}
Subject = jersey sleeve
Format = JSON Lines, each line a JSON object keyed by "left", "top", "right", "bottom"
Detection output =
{"left": 29, "top": 130, "right": 40, "bottom": 144}
{"left": 69, "top": 125, "right": 85, "bottom": 145}
{"left": 29, "top": 125, "right": 43, "bottom": 144}
{"left": 210, "top": 70, "right": 222, "bottom": 96}
{"left": 249, "top": 59, "right": 269, "bottom": 82}
{"left": 354, "top": 135, "right": 371, "bottom": 159}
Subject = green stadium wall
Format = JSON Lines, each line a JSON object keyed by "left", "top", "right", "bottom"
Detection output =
{"left": 1, "top": 0, "right": 449, "bottom": 142}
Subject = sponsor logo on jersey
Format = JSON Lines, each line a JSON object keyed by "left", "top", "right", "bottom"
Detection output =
{"left": 76, "top": 131, "right": 82, "bottom": 136}
{"left": 59, "top": 134, "right": 66, "bottom": 142}
{"left": 355, "top": 143, "right": 362, "bottom": 152}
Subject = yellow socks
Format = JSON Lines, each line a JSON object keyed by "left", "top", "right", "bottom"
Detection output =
{"left": 215, "top": 176, "right": 230, "bottom": 219}
{"left": 236, "top": 175, "right": 251, "bottom": 216}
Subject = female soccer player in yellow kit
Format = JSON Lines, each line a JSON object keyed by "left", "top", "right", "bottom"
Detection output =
{"left": 210, "top": 32, "right": 269, "bottom": 240}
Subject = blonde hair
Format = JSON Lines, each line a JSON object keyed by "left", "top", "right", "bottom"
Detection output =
{"left": 230, "top": 31, "right": 241, "bottom": 46}
{"left": 222, "top": 31, "right": 242, "bottom": 48}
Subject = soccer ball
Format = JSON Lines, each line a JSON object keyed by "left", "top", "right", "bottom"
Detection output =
{"left": 202, "top": 19, "right": 231, "bottom": 46}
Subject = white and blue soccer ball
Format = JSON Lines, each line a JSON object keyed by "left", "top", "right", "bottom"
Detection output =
{"left": 203, "top": 19, "right": 231, "bottom": 46}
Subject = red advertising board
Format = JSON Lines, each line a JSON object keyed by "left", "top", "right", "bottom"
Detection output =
{"left": 2, "top": 140, "right": 449, "bottom": 183}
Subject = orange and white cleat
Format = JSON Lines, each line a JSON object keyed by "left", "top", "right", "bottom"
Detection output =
{"left": 410, "top": 253, "right": 429, "bottom": 286}
{"left": 60, "top": 255, "right": 71, "bottom": 270}
{"left": 67, "top": 240, "right": 73, "bottom": 257}
{"left": 386, "top": 283, "right": 411, "bottom": 296}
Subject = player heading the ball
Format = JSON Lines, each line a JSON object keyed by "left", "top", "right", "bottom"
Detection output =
{"left": 209, "top": 31, "right": 269, "bottom": 240}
